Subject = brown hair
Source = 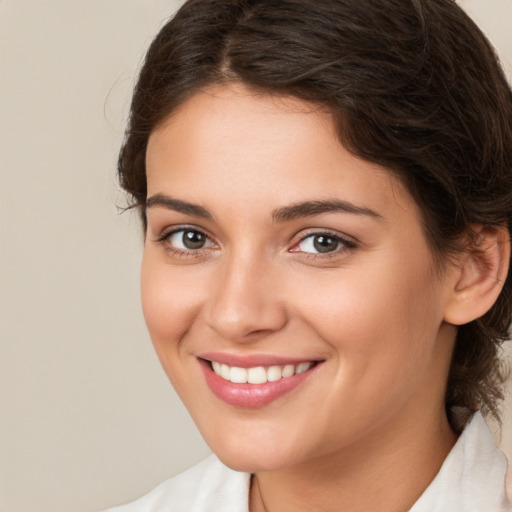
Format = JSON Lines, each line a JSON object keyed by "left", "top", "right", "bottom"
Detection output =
{"left": 119, "top": 0, "right": 512, "bottom": 421}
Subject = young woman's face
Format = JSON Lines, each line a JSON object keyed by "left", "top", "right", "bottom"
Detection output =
{"left": 142, "top": 85, "right": 458, "bottom": 473}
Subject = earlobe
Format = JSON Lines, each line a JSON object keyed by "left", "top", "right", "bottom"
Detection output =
{"left": 443, "top": 225, "right": 510, "bottom": 326}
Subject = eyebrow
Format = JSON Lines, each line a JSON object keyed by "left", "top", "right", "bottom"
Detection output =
{"left": 271, "top": 199, "right": 382, "bottom": 223}
{"left": 145, "top": 194, "right": 381, "bottom": 223}
{"left": 146, "top": 193, "right": 213, "bottom": 220}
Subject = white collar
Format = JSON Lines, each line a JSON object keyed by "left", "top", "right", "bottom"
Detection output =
{"left": 410, "top": 411, "right": 510, "bottom": 512}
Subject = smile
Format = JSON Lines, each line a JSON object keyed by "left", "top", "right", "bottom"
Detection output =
{"left": 211, "top": 361, "right": 314, "bottom": 384}
{"left": 198, "top": 355, "right": 321, "bottom": 408}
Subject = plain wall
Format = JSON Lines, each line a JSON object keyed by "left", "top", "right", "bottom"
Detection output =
{"left": 0, "top": 1, "right": 511, "bottom": 511}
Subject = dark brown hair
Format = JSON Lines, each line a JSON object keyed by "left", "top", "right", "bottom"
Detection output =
{"left": 119, "top": 0, "right": 512, "bottom": 421}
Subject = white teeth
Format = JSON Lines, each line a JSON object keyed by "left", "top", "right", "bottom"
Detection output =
{"left": 210, "top": 361, "right": 315, "bottom": 383}
{"left": 295, "top": 362, "right": 312, "bottom": 374}
{"left": 267, "top": 365, "right": 283, "bottom": 382}
{"left": 282, "top": 364, "right": 295, "bottom": 378}
{"left": 247, "top": 366, "right": 267, "bottom": 384}
{"left": 230, "top": 367, "right": 248, "bottom": 383}
{"left": 220, "top": 364, "right": 231, "bottom": 380}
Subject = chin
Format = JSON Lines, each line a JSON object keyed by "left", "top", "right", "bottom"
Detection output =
{"left": 203, "top": 428, "right": 306, "bottom": 474}
{"left": 215, "top": 449, "right": 292, "bottom": 474}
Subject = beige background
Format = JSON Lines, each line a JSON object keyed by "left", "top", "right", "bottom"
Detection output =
{"left": 0, "top": 1, "right": 511, "bottom": 511}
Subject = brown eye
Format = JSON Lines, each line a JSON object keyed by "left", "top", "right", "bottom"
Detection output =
{"left": 182, "top": 230, "right": 206, "bottom": 249}
{"left": 312, "top": 235, "right": 339, "bottom": 253}
{"left": 296, "top": 233, "right": 343, "bottom": 254}
{"left": 166, "top": 229, "right": 214, "bottom": 251}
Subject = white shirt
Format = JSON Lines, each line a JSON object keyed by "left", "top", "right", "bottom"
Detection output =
{"left": 103, "top": 412, "right": 510, "bottom": 512}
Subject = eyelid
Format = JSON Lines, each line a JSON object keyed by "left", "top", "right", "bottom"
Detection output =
{"left": 153, "top": 224, "right": 218, "bottom": 257}
{"left": 289, "top": 228, "right": 357, "bottom": 255}
{"left": 154, "top": 224, "right": 213, "bottom": 243}
{"left": 295, "top": 227, "right": 356, "bottom": 244}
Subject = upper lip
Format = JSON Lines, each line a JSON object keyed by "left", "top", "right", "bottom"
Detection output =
{"left": 198, "top": 352, "right": 323, "bottom": 368}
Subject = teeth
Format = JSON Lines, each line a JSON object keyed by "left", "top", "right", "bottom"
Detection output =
{"left": 267, "top": 365, "right": 282, "bottom": 382}
{"left": 296, "top": 362, "right": 311, "bottom": 374}
{"left": 221, "top": 364, "right": 231, "bottom": 380}
{"left": 230, "top": 367, "right": 248, "bottom": 383}
{"left": 210, "top": 361, "right": 314, "bottom": 383}
{"left": 282, "top": 364, "right": 295, "bottom": 378}
{"left": 246, "top": 366, "right": 266, "bottom": 384}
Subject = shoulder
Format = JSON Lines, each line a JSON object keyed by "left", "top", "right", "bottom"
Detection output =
{"left": 102, "top": 455, "right": 251, "bottom": 512}
{"left": 411, "top": 412, "right": 511, "bottom": 512}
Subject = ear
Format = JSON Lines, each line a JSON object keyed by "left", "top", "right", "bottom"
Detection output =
{"left": 443, "top": 225, "right": 510, "bottom": 326}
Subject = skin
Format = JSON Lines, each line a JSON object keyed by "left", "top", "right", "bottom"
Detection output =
{"left": 142, "top": 84, "right": 463, "bottom": 511}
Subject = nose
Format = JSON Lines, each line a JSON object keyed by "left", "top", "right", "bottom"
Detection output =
{"left": 204, "top": 252, "right": 288, "bottom": 342}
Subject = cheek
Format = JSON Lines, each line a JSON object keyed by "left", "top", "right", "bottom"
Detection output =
{"left": 295, "top": 254, "right": 442, "bottom": 381}
{"left": 289, "top": 264, "right": 445, "bottom": 442}
{"left": 140, "top": 252, "right": 203, "bottom": 357}
{"left": 140, "top": 253, "right": 214, "bottom": 409}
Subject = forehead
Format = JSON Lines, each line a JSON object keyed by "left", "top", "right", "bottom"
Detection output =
{"left": 145, "top": 84, "right": 417, "bottom": 223}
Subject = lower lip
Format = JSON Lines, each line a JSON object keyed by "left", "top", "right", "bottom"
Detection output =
{"left": 199, "top": 359, "right": 319, "bottom": 408}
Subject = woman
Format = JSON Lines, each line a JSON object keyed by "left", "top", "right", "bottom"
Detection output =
{"left": 105, "top": 0, "right": 512, "bottom": 510}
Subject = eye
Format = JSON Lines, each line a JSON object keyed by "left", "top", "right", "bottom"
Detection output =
{"left": 292, "top": 232, "right": 354, "bottom": 254}
{"left": 163, "top": 228, "right": 216, "bottom": 252}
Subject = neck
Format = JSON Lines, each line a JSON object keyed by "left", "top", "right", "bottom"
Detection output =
{"left": 250, "top": 406, "right": 457, "bottom": 512}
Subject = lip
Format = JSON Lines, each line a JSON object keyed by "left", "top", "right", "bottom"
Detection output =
{"left": 198, "top": 355, "right": 323, "bottom": 408}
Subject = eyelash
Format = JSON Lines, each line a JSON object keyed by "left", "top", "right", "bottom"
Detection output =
{"left": 291, "top": 231, "right": 357, "bottom": 259}
{"left": 154, "top": 226, "right": 356, "bottom": 260}
{"left": 155, "top": 226, "right": 217, "bottom": 258}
